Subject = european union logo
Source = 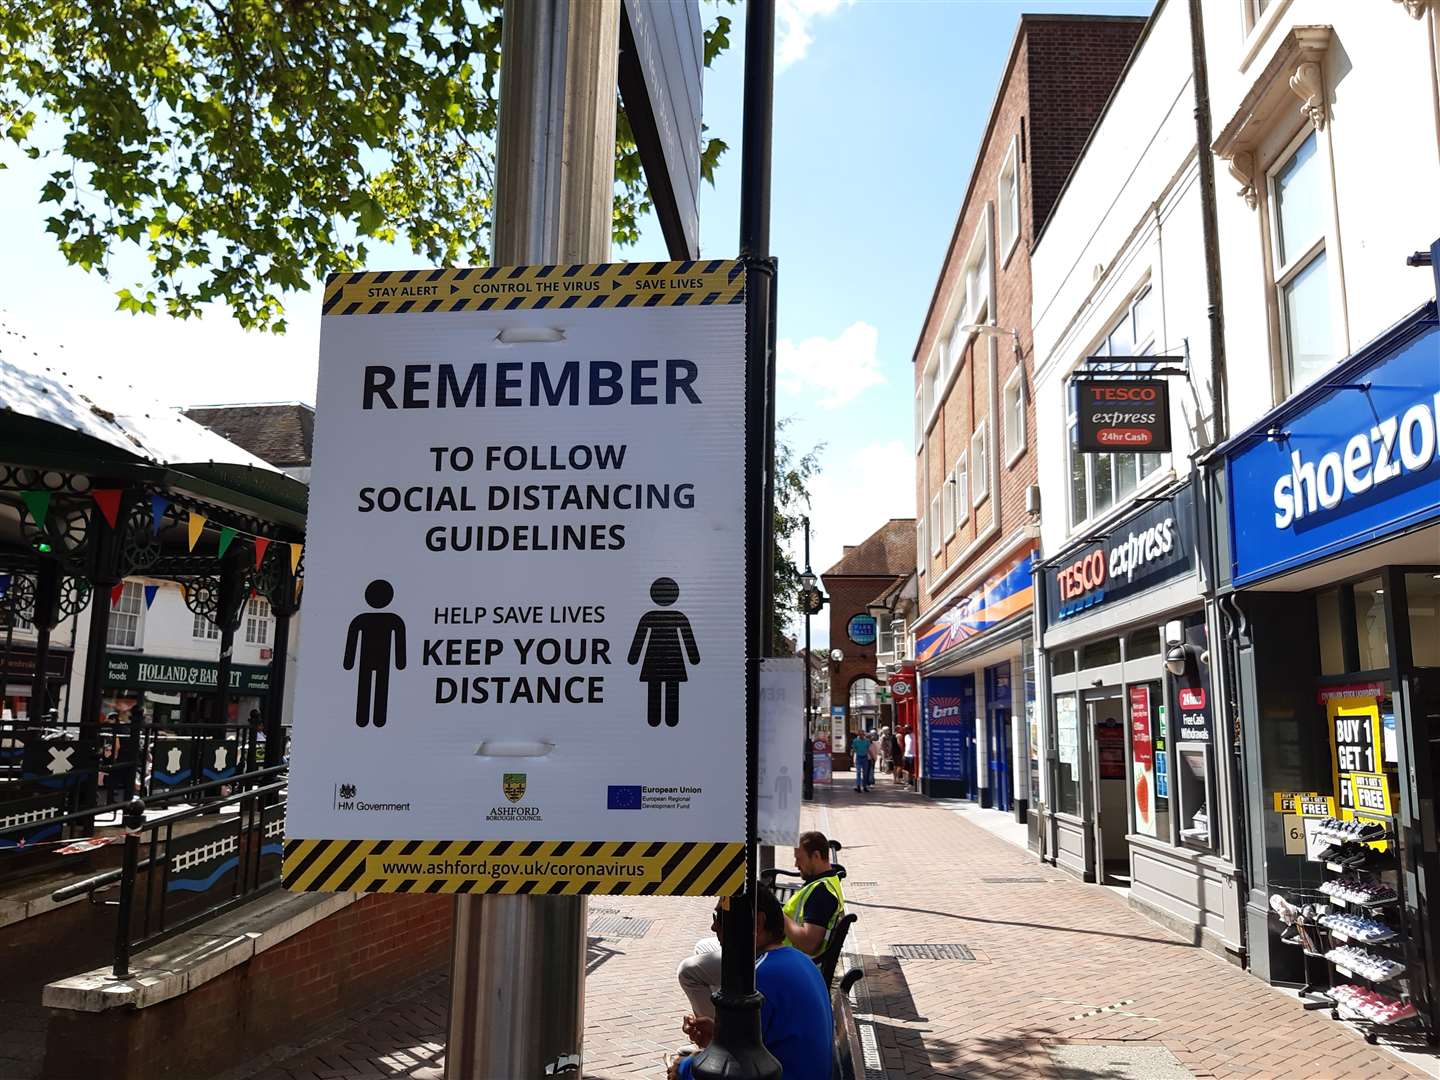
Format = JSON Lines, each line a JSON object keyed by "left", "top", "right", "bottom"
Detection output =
{"left": 607, "top": 785, "right": 642, "bottom": 810}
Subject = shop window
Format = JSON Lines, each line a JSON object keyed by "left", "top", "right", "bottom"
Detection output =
{"left": 1176, "top": 745, "right": 1215, "bottom": 850}
{"left": 1405, "top": 573, "right": 1440, "bottom": 668}
{"left": 952, "top": 452, "right": 969, "bottom": 527}
{"left": 1052, "top": 692, "right": 1082, "bottom": 817}
{"left": 1082, "top": 637, "right": 1121, "bottom": 669}
{"left": 998, "top": 137, "right": 1020, "bottom": 262}
{"left": 192, "top": 612, "right": 220, "bottom": 640}
{"left": 245, "top": 598, "right": 273, "bottom": 646}
{"left": 1003, "top": 367, "right": 1025, "bottom": 465}
{"left": 1051, "top": 650, "right": 1076, "bottom": 676}
{"left": 1352, "top": 576, "right": 1389, "bottom": 671}
{"left": 106, "top": 582, "right": 145, "bottom": 650}
{"left": 1065, "top": 287, "right": 1163, "bottom": 530}
{"left": 1128, "top": 681, "right": 1170, "bottom": 841}
{"left": 1269, "top": 129, "right": 1334, "bottom": 393}
{"left": 971, "top": 422, "right": 990, "bottom": 505}
{"left": 1315, "top": 587, "right": 1345, "bottom": 675}
{"left": 1125, "top": 626, "right": 1161, "bottom": 659}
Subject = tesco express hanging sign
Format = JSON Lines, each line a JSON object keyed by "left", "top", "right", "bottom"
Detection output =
{"left": 1226, "top": 317, "right": 1439, "bottom": 586}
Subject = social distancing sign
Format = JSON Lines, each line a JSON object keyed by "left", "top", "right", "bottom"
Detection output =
{"left": 285, "top": 260, "right": 747, "bottom": 896}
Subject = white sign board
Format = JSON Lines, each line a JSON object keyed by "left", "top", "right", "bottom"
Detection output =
{"left": 284, "top": 261, "right": 747, "bottom": 896}
{"left": 757, "top": 658, "right": 803, "bottom": 846}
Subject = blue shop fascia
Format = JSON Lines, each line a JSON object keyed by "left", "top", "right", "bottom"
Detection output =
{"left": 1206, "top": 245, "right": 1440, "bottom": 1032}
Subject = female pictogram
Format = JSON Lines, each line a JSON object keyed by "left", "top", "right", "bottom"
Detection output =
{"left": 627, "top": 577, "right": 700, "bottom": 728}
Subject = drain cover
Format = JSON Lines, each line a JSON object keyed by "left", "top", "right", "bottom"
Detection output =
{"left": 890, "top": 943, "right": 974, "bottom": 960}
{"left": 981, "top": 876, "right": 1048, "bottom": 883}
{"left": 847, "top": 880, "right": 879, "bottom": 887}
{"left": 587, "top": 914, "right": 653, "bottom": 939}
{"left": 1046, "top": 1044, "right": 1193, "bottom": 1079}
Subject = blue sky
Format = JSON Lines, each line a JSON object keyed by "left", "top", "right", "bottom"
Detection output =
{"left": 0, "top": 0, "right": 1151, "bottom": 645}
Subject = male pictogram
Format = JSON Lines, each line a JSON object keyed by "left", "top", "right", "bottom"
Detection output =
{"left": 627, "top": 577, "right": 700, "bottom": 728}
{"left": 344, "top": 579, "right": 406, "bottom": 728}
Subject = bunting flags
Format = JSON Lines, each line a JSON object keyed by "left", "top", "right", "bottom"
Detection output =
{"left": 289, "top": 542, "right": 303, "bottom": 574}
{"left": 253, "top": 537, "right": 271, "bottom": 569}
{"left": 150, "top": 494, "right": 170, "bottom": 535}
{"left": 143, "top": 584, "right": 159, "bottom": 609}
{"left": 218, "top": 527, "right": 237, "bottom": 558}
{"left": 20, "top": 490, "right": 50, "bottom": 527}
{"left": 91, "top": 489, "right": 122, "bottom": 529}
{"left": 187, "top": 512, "right": 206, "bottom": 551}
{"left": 110, "top": 583, "right": 125, "bottom": 607}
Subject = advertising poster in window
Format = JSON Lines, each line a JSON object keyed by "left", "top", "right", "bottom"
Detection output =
{"left": 1327, "top": 695, "right": 1390, "bottom": 844}
{"left": 1130, "top": 685, "right": 1156, "bottom": 837}
{"left": 1056, "top": 694, "right": 1079, "bottom": 771}
{"left": 284, "top": 260, "right": 747, "bottom": 896}
{"left": 922, "top": 675, "right": 973, "bottom": 782}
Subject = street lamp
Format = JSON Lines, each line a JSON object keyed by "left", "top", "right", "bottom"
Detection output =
{"left": 798, "top": 518, "right": 826, "bottom": 801}
{"left": 959, "top": 322, "right": 1023, "bottom": 361}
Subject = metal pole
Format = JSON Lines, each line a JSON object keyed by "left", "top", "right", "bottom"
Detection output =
{"left": 112, "top": 796, "right": 144, "bottom": 978}
{"left": 694, "top": 0, "right": 781, "bottom": 1077}
{"left": 802, "top": 517, "right": 814, "bottom": 802}
{"left": 446, "top": 2, "right": 618, "bottom": 1076}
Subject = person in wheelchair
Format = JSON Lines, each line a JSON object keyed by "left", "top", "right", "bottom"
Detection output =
{"left": 669, "top": 885, "right": 832, "bottom": 1080}
{"left": 677, "top": 830, "right": 846, "bottom": 1018}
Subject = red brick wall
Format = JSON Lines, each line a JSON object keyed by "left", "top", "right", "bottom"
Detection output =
{"left": 44, "top": 894, "right": 453, "bottom": 1080}
{"left": 821, "top": 573, "right": 899, "bottom": 762}
{"left": 914, "top": 15, "right": 1144, "bottom": 622}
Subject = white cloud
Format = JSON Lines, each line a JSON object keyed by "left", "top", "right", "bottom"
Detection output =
{"left": 777, "top": 0, "right": 854, "bottom": 69}
{"left": 777, "top": 320, "right": 884, "bottom": 410}
{"left": 783, "top": 438, "right": 916, "bottom": 648}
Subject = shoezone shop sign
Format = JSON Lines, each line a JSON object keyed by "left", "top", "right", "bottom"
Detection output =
{"left": 284, "top": 261, "right": 747, "bottom": 896}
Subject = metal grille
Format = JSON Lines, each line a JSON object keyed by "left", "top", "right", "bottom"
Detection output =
{"left": 587, "top": 914, "right": 654, "bottom": 939}
{"left": 890, "top": 943, "right": 974, "bottom": 960}
{"left": 980, "top": 876, "right": 1049, "bottom": 883}
{"left": 847, "top": 880, "right": 879, "bottom": 887}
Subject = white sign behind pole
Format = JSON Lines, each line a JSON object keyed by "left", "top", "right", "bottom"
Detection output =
{"left": 757, "top": 657, "right": 803, "bottom": 846}
{"left": 284, "top": 261, "right": 747, "bottom": 896}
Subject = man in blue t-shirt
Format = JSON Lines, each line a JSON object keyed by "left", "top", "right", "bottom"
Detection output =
{"left": 671, "top": 886, "right": 833, "bottom": 1080}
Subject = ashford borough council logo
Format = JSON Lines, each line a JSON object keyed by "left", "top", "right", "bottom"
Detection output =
{"left": 503, "top": 773, "right": 527, "bottom": 803}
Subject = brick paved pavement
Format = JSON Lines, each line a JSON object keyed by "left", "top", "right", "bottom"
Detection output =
{"left": 245, "top": 777, "right": 1435, "bottom": 1080}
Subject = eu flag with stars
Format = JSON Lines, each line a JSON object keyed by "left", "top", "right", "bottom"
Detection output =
{"left": 607, "top": 785, "right": 642, "bottom": 810}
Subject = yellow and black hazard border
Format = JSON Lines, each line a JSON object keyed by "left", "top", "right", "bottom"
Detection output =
{"left": 322, "top": 259, "right": 745, "bottom": 317}
{"left": 283, "top": 838, "right": 746, "bottom": 897}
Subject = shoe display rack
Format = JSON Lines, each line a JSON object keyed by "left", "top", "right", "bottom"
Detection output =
{"left": 1294, "top": 817, "right": 1431, "bottom": 1044}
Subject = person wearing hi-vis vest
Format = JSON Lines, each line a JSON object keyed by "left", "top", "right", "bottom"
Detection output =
{"left": 782, "top": 830, "right": 845, "bottom": 956}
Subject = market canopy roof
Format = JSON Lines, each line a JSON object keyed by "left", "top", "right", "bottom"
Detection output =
{"left": 0, "top": 317, "right": 307, "bottom": 529}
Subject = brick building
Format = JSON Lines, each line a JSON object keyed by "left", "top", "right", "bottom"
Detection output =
{"left": 911, "top": 15, "right": 1144, "bottom": 823}
{"left": 819, "top": 519, "right": 915, "bottom": 771}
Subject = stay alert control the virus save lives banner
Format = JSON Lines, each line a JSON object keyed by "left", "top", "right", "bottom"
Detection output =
{"left": 283, "top": 261, "right": 747, "bottom": 896}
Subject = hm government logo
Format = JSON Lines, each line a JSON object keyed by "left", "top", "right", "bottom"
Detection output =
{"left": 503, "top": 773, "right": 527, "bottom": 803}
{"left": 333, "top": 781, "right": 411, "bottom": 813}
{"left": 339, "top": 783, "right": 357, "bottom": 800}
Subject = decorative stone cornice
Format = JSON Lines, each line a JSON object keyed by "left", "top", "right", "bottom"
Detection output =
{"left": 1212, "top": 26, "right": 1334, "bottom": 207}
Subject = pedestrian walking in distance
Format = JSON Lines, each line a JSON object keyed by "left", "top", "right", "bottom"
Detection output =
{"left": 628, "top": 577, "right": 701, "bottom": 727}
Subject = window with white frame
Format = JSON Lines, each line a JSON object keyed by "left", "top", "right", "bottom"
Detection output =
{"left": 929, "top": 493, "right": 943, "bottom": 555}
{"left": 941, "top": 472, "right": 956, "bottom": 539}
{"left": 914, "top": 391, "right": 924, "bottom": 451}
{"left": 1066, "top": 286, "right": 1164, "bottom": 529}
{"left": 971, "top": 421, "right": 990, "bottom": 505}
{"left": 916, "top": 513, "right": 927, "bottom": 575}
{"left": 192, "top": 611, "right": 220, "bottom": 640}
{"left": 1268, "top": 128, "right": 1333, "bottom": 393}
{"left": 962, "top": 214, "right": 992, "bottom": 325}
{"left": 107, "top": 582, "right": 145, "bottom": 650}
{"left": 998, "top": 139, "right": 1020, "bottom": 259}
{"left": 953, "top": 452, "right": 969, "bottom": 526}
{"left": 1003, "top": 367, "right": 1026, "bottom": 464}
{"left": 245, "top": 597, "right": 273, "bottom": 646}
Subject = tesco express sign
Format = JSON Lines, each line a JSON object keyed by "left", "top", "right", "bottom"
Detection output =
{"left": 1227, "top": 318, "right": 1439, "bottom": 586}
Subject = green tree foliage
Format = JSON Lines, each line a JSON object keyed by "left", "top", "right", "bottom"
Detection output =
{"left": 772, "top": 420, "right": 822, "bottom": 655}
{"left": 0, "top": 2, "right": 731, "bottom": 330}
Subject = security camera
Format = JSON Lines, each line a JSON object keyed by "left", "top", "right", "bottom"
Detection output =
{"left": 829, "top": 648, "right": 844, "bottom": 663}
{"left": 1165, "top": 644, "right": 1190, "bottom": 678}
{"left": 1163, "top": 619, "right": 1185, "bottom": 648}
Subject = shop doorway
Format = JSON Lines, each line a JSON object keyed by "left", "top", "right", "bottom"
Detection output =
{"left": 985, "top": 662, "right": 1013, "bottom": 812}
{"left": 1086, "top": 688, "right": 1131, "bottom": 886}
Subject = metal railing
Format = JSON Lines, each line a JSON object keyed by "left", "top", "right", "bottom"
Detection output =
{"left": 0, "top": 763, "right": 287, "bottom": 978}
